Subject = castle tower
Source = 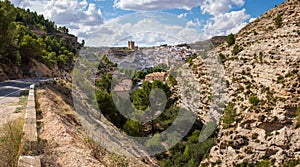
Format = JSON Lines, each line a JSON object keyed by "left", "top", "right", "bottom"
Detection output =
{"left": 128, "top": 40, "right": 135, "bottom": 50}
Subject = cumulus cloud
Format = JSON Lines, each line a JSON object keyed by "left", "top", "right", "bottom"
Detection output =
{"left": 203, "top": 9, "right": 250, "bottom": 36}
{"left": 200, "top": 0, "right": 245, "bottom": 16}
{"left": 114, "top": 0, "right": 202, "bottom": 11}
{"left": 86, "top": 12, "right": 207, "bottom": 47}
{"left": 44, "top": 0, "right": 103, "bottom": 26}
{"left": 10, "top": 0, "right": 251, "bottom": 44}
{"left": 10, "top": 0, "right": 30, "bottom": 8}
{"left": 10, "top": 0, "right": 104, "bottom": 41}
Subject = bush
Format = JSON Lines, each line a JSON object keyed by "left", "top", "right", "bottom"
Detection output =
{"left": 218, "top": 53, "right": 226, "bottom": 63}
{"left": 249, "top": 94, "right": 260, "bottom": 106}
{"left": 227, "top": 33, "right": 235, "bottom": 46}
{"left": 168, "top": 74, "right": 177, "bottom": 86}
{"left": 274, "top": 14, "right": 282, "bottom": 28}
{"left": 222, "top": 102, "right": 236, "bottom": 129}
{"left": 282, "top": 159, "right": 300, "bottom": 167}
{"left": 0, "top": 118, "right": 24, "bottom": 167}
{"left": 232, "top": 44, "right": 242, "bottom": 55}
{"left": 256, "top": 159, "right": 270, "bottom": 167}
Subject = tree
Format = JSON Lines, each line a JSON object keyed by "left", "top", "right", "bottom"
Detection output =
{"left": 222, "top": 102, "right": 236, "bottom": 129}
{"left": 227, "top": 33, "right": 235, "bottom": 46}
{"left": 274, "top": 14, "right": 282, "bottom": 28}
{"left": 0, "top": 0, "right": 17, "bottom": 59}
{"left": 232, "top": 44, "right": 242, "bottom": 55}
{"left": 123, "top": 119, "right": 142, "bottom": 136}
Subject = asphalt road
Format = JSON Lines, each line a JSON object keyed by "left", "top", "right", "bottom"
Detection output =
{"left": 0, "top": 78, "right": 53, "bottom": 127}
{"left": 0, "top": 78, "right": 51, "bottom": 98}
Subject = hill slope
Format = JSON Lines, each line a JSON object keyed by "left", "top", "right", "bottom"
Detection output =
{"left": 0, "top": 1, "right": 81, "bottom": 81}
{"left": 192, "top": 0, "right": 300, "bottom": 166}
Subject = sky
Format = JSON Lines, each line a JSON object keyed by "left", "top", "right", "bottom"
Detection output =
{"left": 10, "top": 0, "right": 285, "bottom": 46}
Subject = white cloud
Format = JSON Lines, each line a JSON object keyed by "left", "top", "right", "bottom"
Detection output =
{"left": 203, "top": 9, "right": 250, "bottom": 36}
{"left": 200, "top": 0, "right": 245, "bottom": 16}
{"left": 249, "top": 17, "right": 257, "bottom": 22}
{"left": 10, "top": 0, "right": 250, "bottom": 44}
{"left": 10, "top": 0, "right": 104, "bottom": 41}
{"left": 10, "top": 0, "right": 30, "bottom": 8}
{"left": 86, "top": 12, "right": 207, "bottom": 47}
{"left": 114, "top": 0, "right": 202, "bottom": 11}
{"left": 231, "top": 0, "right": 245, "bottom": 6}
{"left": 178, "top": 13, "right": 188, "bottom": 18}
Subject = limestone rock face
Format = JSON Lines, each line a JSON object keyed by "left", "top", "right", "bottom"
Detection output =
{"left": 195, "top": 0, "right": 300, "bottom": 166}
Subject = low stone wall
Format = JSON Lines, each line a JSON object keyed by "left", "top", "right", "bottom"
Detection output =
{"left": 18, "top": 84, "right": 41, "bottom": 167}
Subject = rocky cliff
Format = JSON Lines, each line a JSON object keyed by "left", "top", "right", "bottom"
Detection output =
{"left": 191, "top": 0, "right": 300, "bottom": 166}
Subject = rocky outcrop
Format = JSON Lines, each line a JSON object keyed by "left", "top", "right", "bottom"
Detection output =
{"left": 195, "top": 0, "right": 300, "bottom": 166}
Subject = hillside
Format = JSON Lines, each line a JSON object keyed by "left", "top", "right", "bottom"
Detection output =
{"left": 35, "top": 80, "right": 152, "bottom": 166}
{"left": 0, "top": 1, "right": 81, "bottom": 81}
{"left": 186, "top": 0, "right": 300, "bottom": 166}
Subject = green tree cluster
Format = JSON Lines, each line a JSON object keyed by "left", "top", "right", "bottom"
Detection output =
{"left": 95, "top": 61, "right": 218, "bottom": 167}
{"left": 222, "top": 102, "right": 236, "bottom": 129}
{"left": 0, "top": 0, "right": 79, "bottom": 69}
{"left": 227, "top": 33, "right": 235, "bottom": 46}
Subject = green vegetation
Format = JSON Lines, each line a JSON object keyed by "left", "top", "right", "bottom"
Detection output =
{"left": 282, "top": 159, "right": 300, "bottom": 167}
{"left": 256, "top": 159, "right": 271, "bottom": 167}
{"left": 158, "top": 129, "right": 217, "bottom": 167}
{"left": 232, "top": 44, "right": 242, "bottom": 55}
{"left": 133, "top": 64, "right": 167, "bottom": 80}
{"left": 249, "top": 94, "right": 260, "bottom": 106}
{"left": 0, "top": 118, "right": 24, "bottom": 167}
{"left": 0, "top": 0, "right": 80, "bottom": 71}
{"left": 16, "top": 90, "right": 29, "bottom": 113}
{"left": 218, "top": 53, "right": 226, "bottom": 63}
{"left": 222, "top": 102, "right": 236, "bottom": 129}
{"left": 274, "top": 14, "right": 282, "bottom": 28}
{"left": 168, "top": 74, "right": 177, "bottom": 86}
{"left": 187, "top": 54, "right": 197, "bottom": 64}
{"left": 227, "top": 33, "right": 235, "bottom": 46}
{"left": 94, "top": 58, "right": 217, "bottom": 167}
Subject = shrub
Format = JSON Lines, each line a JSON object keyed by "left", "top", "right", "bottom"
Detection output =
{"left": 282, "top": 159, "right": 300, "bottom": 167}
{"left": 232, "top": 44, "right": 242, "bottom": 55}
{"left": 275, "top": 14, "right": 282, "bottom": 28}
{"left": 227, "top": 33, "right": 235, "bottom": 46}
{"left": 168, "top": 74, "right": 177, "bottom": 86}
{"left": 218, "top": 53, "right": 226, "bottom": 63}
{"left": 249, "top": 94, "right": 260, "bottom": 106}
{"left": 222, "top": 102, "right": 236, "bottom": 129}
{"left": 0, "top": 118, "right": 24, "bottom": 167}
{"left": 256, "top": 159, "right": 270, "bottom": 167}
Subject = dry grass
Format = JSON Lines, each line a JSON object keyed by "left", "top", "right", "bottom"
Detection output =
{"left": 0, "top": 118, "right": 24, "bottom": 167}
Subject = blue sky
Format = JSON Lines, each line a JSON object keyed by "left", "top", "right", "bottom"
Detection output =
{"left": 10, "top": 0, "right": 285, "bottom": 46}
